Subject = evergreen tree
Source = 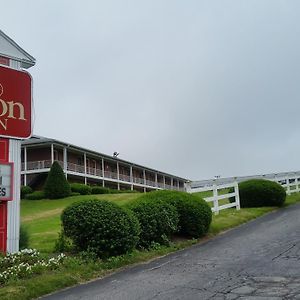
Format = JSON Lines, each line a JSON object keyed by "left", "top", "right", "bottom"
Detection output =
{"left": 44, "top": 161, "right": 71, "bottom": 199}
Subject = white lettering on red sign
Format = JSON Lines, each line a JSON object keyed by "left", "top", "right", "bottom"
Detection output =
{"left": 0, "top": 84, "right": 26, "bottom": 131}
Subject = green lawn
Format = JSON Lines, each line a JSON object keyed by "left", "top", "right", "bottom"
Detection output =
{"left": 21, "top": 191, "right": 300, "bottom": 253}
{"left": 21, "top": 193, "right": 141, "bottom": 252}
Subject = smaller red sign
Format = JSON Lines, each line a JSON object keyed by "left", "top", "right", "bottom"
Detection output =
{"left": 0, "top": 65, "right": 32, "bottom": 139}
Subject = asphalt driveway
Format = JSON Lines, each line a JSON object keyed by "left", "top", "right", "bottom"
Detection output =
{"left": 42, "top": 203, "right": 300, "bottom": 299}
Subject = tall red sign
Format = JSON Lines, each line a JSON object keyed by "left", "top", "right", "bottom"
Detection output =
{"left": 0, "top": 65, "right": 32, "bottom": 139}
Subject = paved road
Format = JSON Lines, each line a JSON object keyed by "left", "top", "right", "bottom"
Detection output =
{"left": 42, "top": 203, "right": 300, "bottom": 300}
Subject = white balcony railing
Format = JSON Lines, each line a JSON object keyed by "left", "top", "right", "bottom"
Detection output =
{"left": 22, "top": 159, "right": 185, "bottom": 191}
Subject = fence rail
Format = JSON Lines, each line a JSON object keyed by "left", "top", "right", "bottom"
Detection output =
{"left": 188, "top": 172, "right": 300, "bottom": 214}
{"left": 186, "top": 180, "right": 240, "bottom": 215}
{"left": 270, "top": 175, "right": 300, "bottom": 195}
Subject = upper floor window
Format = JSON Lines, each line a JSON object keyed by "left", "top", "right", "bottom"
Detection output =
{"left": 0, "top": 56, "right": 9, "bottom": 66}
{"left": 77, "top": 156, "right": 83, "bottom": 165}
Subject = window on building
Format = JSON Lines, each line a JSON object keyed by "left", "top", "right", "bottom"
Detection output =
{"left": 77, "top": 157, "right": 83, "bottom": 165}
{"left": 0, "top": 56, "right": 9, "bottom": 66}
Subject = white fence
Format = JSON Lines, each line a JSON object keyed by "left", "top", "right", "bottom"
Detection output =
{"left": 271, "top": 174, "right": 300, "bottom": 195}
{"left": 186, "top": 180, "right": 240, "bottom": 215}
{"left": 187, "top": 171, "right": 300, "bottom": 215}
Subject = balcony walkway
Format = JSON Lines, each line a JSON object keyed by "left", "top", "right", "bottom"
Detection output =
{"left": 21, "top": 160, "right": 184, "bottom": 191}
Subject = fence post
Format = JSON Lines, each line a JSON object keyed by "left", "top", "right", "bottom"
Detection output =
{"left": 286, "top": 176, "right": 291, "bottom": 195}
{"left": 234, "top": 178, "right": 240, "bottom": 211}
{"left": 212, "top": 180, "right": 219, "bottom": 215}
{"left": 295, "top": 175, "right": 299, "bottom": 193}
{"left": 185, "top": 181, "right": 192, "bottom": 193}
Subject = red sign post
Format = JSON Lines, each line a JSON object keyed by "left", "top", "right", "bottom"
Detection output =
{"left": 0, "top": 65, "right": 32, "bottom": 139}
{"left": 0, "top": 138, "right": 9, "bottom": 253}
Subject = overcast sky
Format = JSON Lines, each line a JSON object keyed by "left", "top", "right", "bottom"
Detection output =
{"left": 1, "top": 0, "right": 300, "bottom": 180}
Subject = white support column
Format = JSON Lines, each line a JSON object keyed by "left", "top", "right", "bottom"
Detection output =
{"left": 101, "top": 158, "right": 105, "bottom": 187}
{"left": 9, "top": 60, "right": 21, "bottom": 69}
{"left": 171, "top": 178, "right": 174, "bottom": 190}
{"left": 185, "top": 181, "right": 192, "bottom": 193}
{"left": 130, "top": 166, "right": 133, "bottom": 191}
{"left": 84, "top": 153, "right": 87, "bottom": 185}
{"left": 7, "top": 139, "right": 21, "bottom": 253}
{"left": 117, "top": 161, "right": 120, "bottom": 190}
{"left": 143, "top": 169, "right": 146, "bottom": 192}
{"left": 234, "top": 178, "right": 240, "bottom": 211}
{"left": 51, "top": 144, "right": 54, "bottom": 164}
{"left": 177, "top": 180, "right": 180, "bottom": 191}
{"left": 295, "top": 175, "right": 299, "bottom": 193}
{"left": 163, "top": 176, "right": 166, "bottom": 189}
{"left": 155, "top": 173, "right": 158, "bottom": 190}
{"left": 286, "top": 176, "right": 291, "bottom": 195}
{"left": 63, "top": 147, "right": 67, "bottom": 178}
{"left": 6, "top": 60, "right": 22, "bottom": 253}
{"left": 24, "top": 146, "right": 27, "bottom": 186}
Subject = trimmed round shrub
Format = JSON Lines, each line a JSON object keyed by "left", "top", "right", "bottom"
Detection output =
{"left": 137, "top": 190, "right": 212, "bottom": 238}
{"left": 238, "top": 179, "right": 286, "bottom": 207}
{"left": 44, "top": 161, "right": 71, "bottom": 199}
{"left": 127, "top": 198, "right": 179, "bottom": 248}
{"left": 61, "top": 199, "right": 140, "bottom": 258}
{"left": 21, "top": 186, "right": 33, "bottom": 199}
{"left": 25, "top": 191, "right": 45, "bottom": 200}
{"left": 91, "top": 186, "right": 110, "bottom": 194}
{"left": 70, "top": 183, "right": 91, "bottom": 195}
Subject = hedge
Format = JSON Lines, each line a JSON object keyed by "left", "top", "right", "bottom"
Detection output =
{"left": 61, "top": 199, "right": 140, "bottom": 258}
{"left": 21, "top": 186, "right": 33, "bottom": 199}
{"left": 127, "top": 198, "right": 179, "bottom": 248}
{"left": 137, "top": 190, "right": 212, "bottom": 238}
{"left": 70, "top": 183, "right": 91, "bottom": 195}
{"left": 238, "top": 179, "right": 286, "bottom": 207}
{"left": 91, "top": 186, "right": 110, "bottom": 194}
{"left": 25, "top": 191, "right": 45, "bottom": 200}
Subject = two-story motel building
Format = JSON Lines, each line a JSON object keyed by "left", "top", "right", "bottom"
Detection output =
{"left": 21, "top": 136, "right": 188, "bottom": 192}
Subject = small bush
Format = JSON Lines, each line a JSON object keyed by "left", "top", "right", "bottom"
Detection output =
{"left": 107, "top": 189, "right": 139, "bottom": 194}
{"left": 91, "top": 186, "right": 110, "bottom": 194}
{"left": 127, "top": 198, "right": 179, "bottom": 248}
{"left": 21, "top": 186, "right": 33, "bottom": 199}
{"left": 238, "top": 179, "right": 286, "bottom": 207}
{"left": 25, "top": 191, "right": 45, "bottom": 200}
{"left": 44, "top": 161, "right": 71, "bottom": 199}
{"left": 70, "top": 192, "right": 81, "bottom": 197}
{"left": 137, "top": 190, "right": 212, "bottom": 238}
{"left": 61, "top": 199, "right": 140, "bottom": 258}
{"left": 70, "top": 183, "right": 91, "bottom": 195}
{"left": 19, "top": 225, "right": 29, "bottom": 249}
